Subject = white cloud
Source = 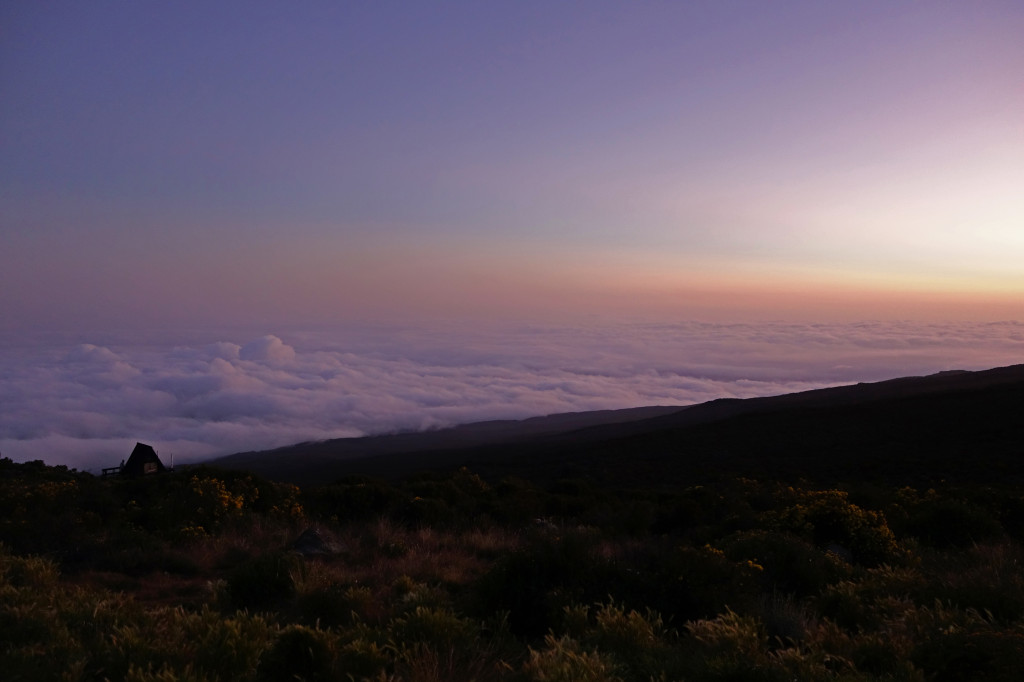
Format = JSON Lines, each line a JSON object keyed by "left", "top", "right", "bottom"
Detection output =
{"left": 239, "top": 335, "right": 296, "bottom": 364}
{"left": 1, "top": 320, "right": 1023, "bottom": 472}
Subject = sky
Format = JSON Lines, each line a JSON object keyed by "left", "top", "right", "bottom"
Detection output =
{"left": 2, "top": 2, "right": 1024, "bottom": 468}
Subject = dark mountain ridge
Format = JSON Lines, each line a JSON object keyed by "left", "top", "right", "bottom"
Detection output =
{"left": 213, "top": 363, "right": 1024, "bottom": 487}
{"left": 214, "top": 404, "right": 684, "bottom": 481}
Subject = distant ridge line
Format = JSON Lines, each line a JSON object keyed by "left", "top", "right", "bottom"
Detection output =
{"left": 211, "top": 363, "right": 1024, "bottom": 486}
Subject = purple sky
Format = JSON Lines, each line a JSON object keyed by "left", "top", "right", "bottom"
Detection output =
{"left": 4, "top": 1, "right": 1023, "bottom": 329}
{"left": 2, "top": 3, "right": 1023, "bottom": 467}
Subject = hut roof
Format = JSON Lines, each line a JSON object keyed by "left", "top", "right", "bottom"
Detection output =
{"left": 122, "top": 442, "right": 166, "bottom": 476}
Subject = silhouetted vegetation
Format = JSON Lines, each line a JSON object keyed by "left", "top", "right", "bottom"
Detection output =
{"left": 5, "top": 449, "right": 1024, "bottom": 680}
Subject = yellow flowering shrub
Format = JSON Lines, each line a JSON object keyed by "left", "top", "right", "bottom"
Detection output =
{"left": 770, "top": 488, "right": 900, "bottom": 565}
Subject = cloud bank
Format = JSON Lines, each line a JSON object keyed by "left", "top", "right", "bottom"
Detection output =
{"left": 2, "top": 321, "right": 1022, "bottom": 472}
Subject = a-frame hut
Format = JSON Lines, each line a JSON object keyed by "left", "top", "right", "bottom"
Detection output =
{"left": 121, "top": 442, "right": 167, "bottom": 477}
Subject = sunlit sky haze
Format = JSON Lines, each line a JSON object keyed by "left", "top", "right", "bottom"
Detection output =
{"left": 3, "top": 1, "right": 1024, "bottom": 330}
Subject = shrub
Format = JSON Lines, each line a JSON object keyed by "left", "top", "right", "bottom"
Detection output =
{"left": 388, "top": 606, "right": 478, "bottom": 650}
{"left": 754, "top": 591, "right": 816, "bottom": 643}
{"left": 816, "top": 565, "right": 925, "bottom": 632}
{"left": 912, "top": 625, "right": 1024, "bottom": 682}
{"left": 848, "top": 631, "right": 907, "bottom": 677}
{"left": 258, "top": 625, "right": 338, "bottom": 682}
{"left": 721, "top": 530, "right": 849, "bottom": 596}
{"left": 484, "top": 477, "right": 545, "bottom": 524}
{"left": 224, "top": 552, "right": 299, "bottom": 611}
{"left": 96, "top": 546, "right": 200, "bottom": 577}
{"left": 770, "top": 488, "right": 901, "bottom": 566}
{"left": 298, "top": 583, "right": 377, "bottom": 628}
{"left": 687, "top": 609, "right": 766, "bottom": 660}
{"left": 649, "top": 544, "right": 762, "bottom": 622}
{"left": 311, "top": 478, "right": 399, "bottom": 523}
{"left": 920, "top": 542, "right": 1024, "bottom": 621}
{"left": 0, "top": 550, "right": 60, "bottom": 589}
{"left": 592, "top": 602, "right": 663, "bottom": 651}
{"left": 184, "top": 607, "right": 271, "bottom": 681}
{"left": 899, "top": 494, "right": 1003, "bottom": 548}
{"left": 124, "top": 664, "right": 217, "bottom": 682}
{"left": 394, "top": 581, "right": 451, "bottom": 614}
{"left": 400, "top": 495, "right": 456, "bottom": 528}
{"left": 388, "top": 606, "right": 513, "bottom": 682}
{"left": 520, "top": 634, "right": 622, "bottom": 682}
{"left": 336, "top": 638, "right": 391, "bottom": 680}
{"left": 585, "top": 602, "right": 685, "bottom": 680}
{"left": 683, "top": 610, "right": 830, "bottom": 682}
{"left": 472, "top": 528, "right": 605, "bottom": 637}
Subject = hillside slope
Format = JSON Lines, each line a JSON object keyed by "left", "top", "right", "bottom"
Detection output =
{"left": 213, "top": 363, "right": 1024, "bottom": 487}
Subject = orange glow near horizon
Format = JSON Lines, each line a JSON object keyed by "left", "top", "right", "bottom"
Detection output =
{"left": 261, "top": 237, "right": 1024, "bottom": 325}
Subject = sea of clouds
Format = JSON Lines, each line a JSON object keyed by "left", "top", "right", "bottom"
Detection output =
{"left": 2, "top": 320, "right": 1022, "bottom": 472}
